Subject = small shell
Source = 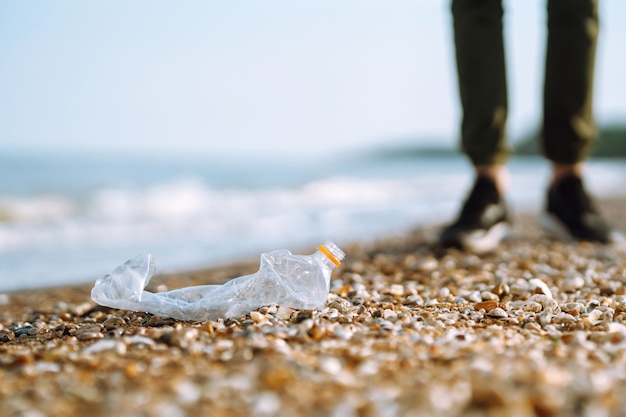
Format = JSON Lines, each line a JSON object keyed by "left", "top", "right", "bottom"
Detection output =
{"left": 529, "top": 279, "right": 552, "bottom": 299}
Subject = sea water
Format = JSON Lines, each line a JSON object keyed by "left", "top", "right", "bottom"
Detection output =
{"left": 1, "top": 148, "right": 625, "bottom": 292}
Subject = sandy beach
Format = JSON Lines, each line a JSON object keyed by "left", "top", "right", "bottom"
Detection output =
{"left": 3, "top": 196, "right": 626, "bottom": 417}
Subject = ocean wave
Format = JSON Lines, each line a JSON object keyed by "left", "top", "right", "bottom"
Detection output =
{"left": 1, "top": 156, "right": 625, "bottom": 289}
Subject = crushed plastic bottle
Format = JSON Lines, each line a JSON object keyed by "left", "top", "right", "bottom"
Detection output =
{"left": 91, "top": 241, "right": 345, "bottom": 321}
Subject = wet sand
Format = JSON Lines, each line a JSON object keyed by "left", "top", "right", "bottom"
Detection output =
{"left": 2, "top": 196, "right": 626, "bottom": 417}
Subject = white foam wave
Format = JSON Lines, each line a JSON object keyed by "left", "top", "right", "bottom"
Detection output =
{"left": 0, "top": 195, "right": 76, "bottom": 223}
{"left": 0, "top": 175, "right": 459, "bottom": 252}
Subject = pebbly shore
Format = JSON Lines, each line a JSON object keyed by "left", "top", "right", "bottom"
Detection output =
{"left": 2, "top": 196, "right": 626, "bottom": 417}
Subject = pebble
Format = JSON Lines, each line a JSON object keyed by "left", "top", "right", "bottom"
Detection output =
{"left": 33, "top": 362, "right": 61, "bottom": 373}
{"left": 14, "top": 326, "right": 38, "bottom": 337}
{"left": 530, "top": 294, "right": 560, "bottom": 313}
{"left": 553, "top": 313, "right": 578, "bottom": 325}
{"left": 412, "top": 257, "right": 438, "bottom": 272}
{"left": 587, "top": 300, "right": 600, "bottom": 312}
{"left": 102, "top": 316, "right": 126, "bottom": 330}
{"left": 438, "top": 287, "right": 451, "bottom": 298}
{"left": 389, "top": 284, "right": 405, "bottom": 296}
{"left": 320, "top": 357, "right": 343, "bottom": 375}
{"left": 75, "top": 324, "right": 104, "bottom": 341}
{"left": 587, "top": 309, "right": 603, "bottom": 324}
{"left": 83, "top": 339, "right": 127, "bottom": 355}
{"left": 475, "top": 301, "right": 499, "bottom": 311}
{"left": 382, "top": 309, "right": 397, "bottom": 320}
{"left": 276, "top": 306, "right": 295, "bottom": 320}
{"left": 614, "top": 297, "right": 626, "bottom": 313}
{"left": 125, "top": 335, "right": 157, "bottom": 347}
{"left": 563, "top": 276, "right": 586, "bottom": 292}
{"left": 486, "top": 307, "right": 508, "bottom": 319}
{"left": 167, "top": 328, "right": 199, "bottom": 349}
{"left": 453, "top": 297, "right": 467, "bottom": 305}
{"left": 493, "top": 282, "right": 510, "bottom": 298}
{"left": 467, "top": 290, "right": 482, "bottom": 303}
{"left": 174, "top": 380, "right": 202, "bottom": 405}
{"left": 328, "top": 297, "right": 352, "bottom": 313}
{"left": 406, "top": 294, "right": 424, "bottom": 305}
{"left": 250, "top": 311, "right": 267, "bottom": 323}
{"left": 0, "top": 332, "right": 14, "bottom": 342}
{"left": 561, "top": 302, "right": 585, "bottom": 314}
{"left": 70, "top": 302, "right": 95, "bottom": 316}
{"left": 146, "top": 316, "right": 177, "bottom": 327}
{"left": 480, "top": 291, "right": 499, "bottom": 301}
{"left": 253, "top": 392, "right": 282, "bottom": 416}
{"left": 509, "top": 300, "right": 543, "bottom": 313}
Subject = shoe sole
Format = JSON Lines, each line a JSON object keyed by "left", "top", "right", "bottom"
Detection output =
{"left": 458, "top": 222, "right": 512, "bottom": 254}
{"left": 539, "top": 212, "right": 626, "bottom": 245}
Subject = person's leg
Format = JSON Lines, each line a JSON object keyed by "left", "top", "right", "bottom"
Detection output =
{"left": 540, "top": 0, "right": 619, "bottom": 243}
{"left": 452, "top": 0, "right": 509, "bottom": 170}
{"left": 542, "top": 0, "right": 598, "bottom": 166}
{"left": 440, "top": 0, "right": 511, "bottom": 252}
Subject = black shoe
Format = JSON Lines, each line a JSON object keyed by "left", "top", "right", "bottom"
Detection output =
{"left": 539, "top": 175, "right": 621, "bottom": 244}
{"left": 439, "top": 177, "right": 512, "bottom": 253}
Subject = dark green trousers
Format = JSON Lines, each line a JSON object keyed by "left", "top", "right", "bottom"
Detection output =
{"left": 451, "top": 0, "right": 599, "bottom": 165}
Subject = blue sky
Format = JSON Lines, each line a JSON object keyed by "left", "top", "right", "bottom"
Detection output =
{"left": 1, "top": 1, "right": 625, "bottom": 156}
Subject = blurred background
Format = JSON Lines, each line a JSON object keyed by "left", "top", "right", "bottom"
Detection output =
{"left": 1, "top": 0, "right": 625, "bottom": 291}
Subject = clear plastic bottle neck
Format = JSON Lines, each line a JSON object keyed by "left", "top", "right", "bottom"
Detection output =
{"left": 315, "top": 241, "right": 345, "bottom": 269}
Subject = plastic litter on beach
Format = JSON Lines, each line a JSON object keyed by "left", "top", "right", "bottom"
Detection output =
{"left": 91, "top": 241, "right": 345, "bottom": 321}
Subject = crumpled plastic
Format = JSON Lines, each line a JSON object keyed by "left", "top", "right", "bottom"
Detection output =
{"left": 91, "top": 242, "right": 344, "bottom": 321}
